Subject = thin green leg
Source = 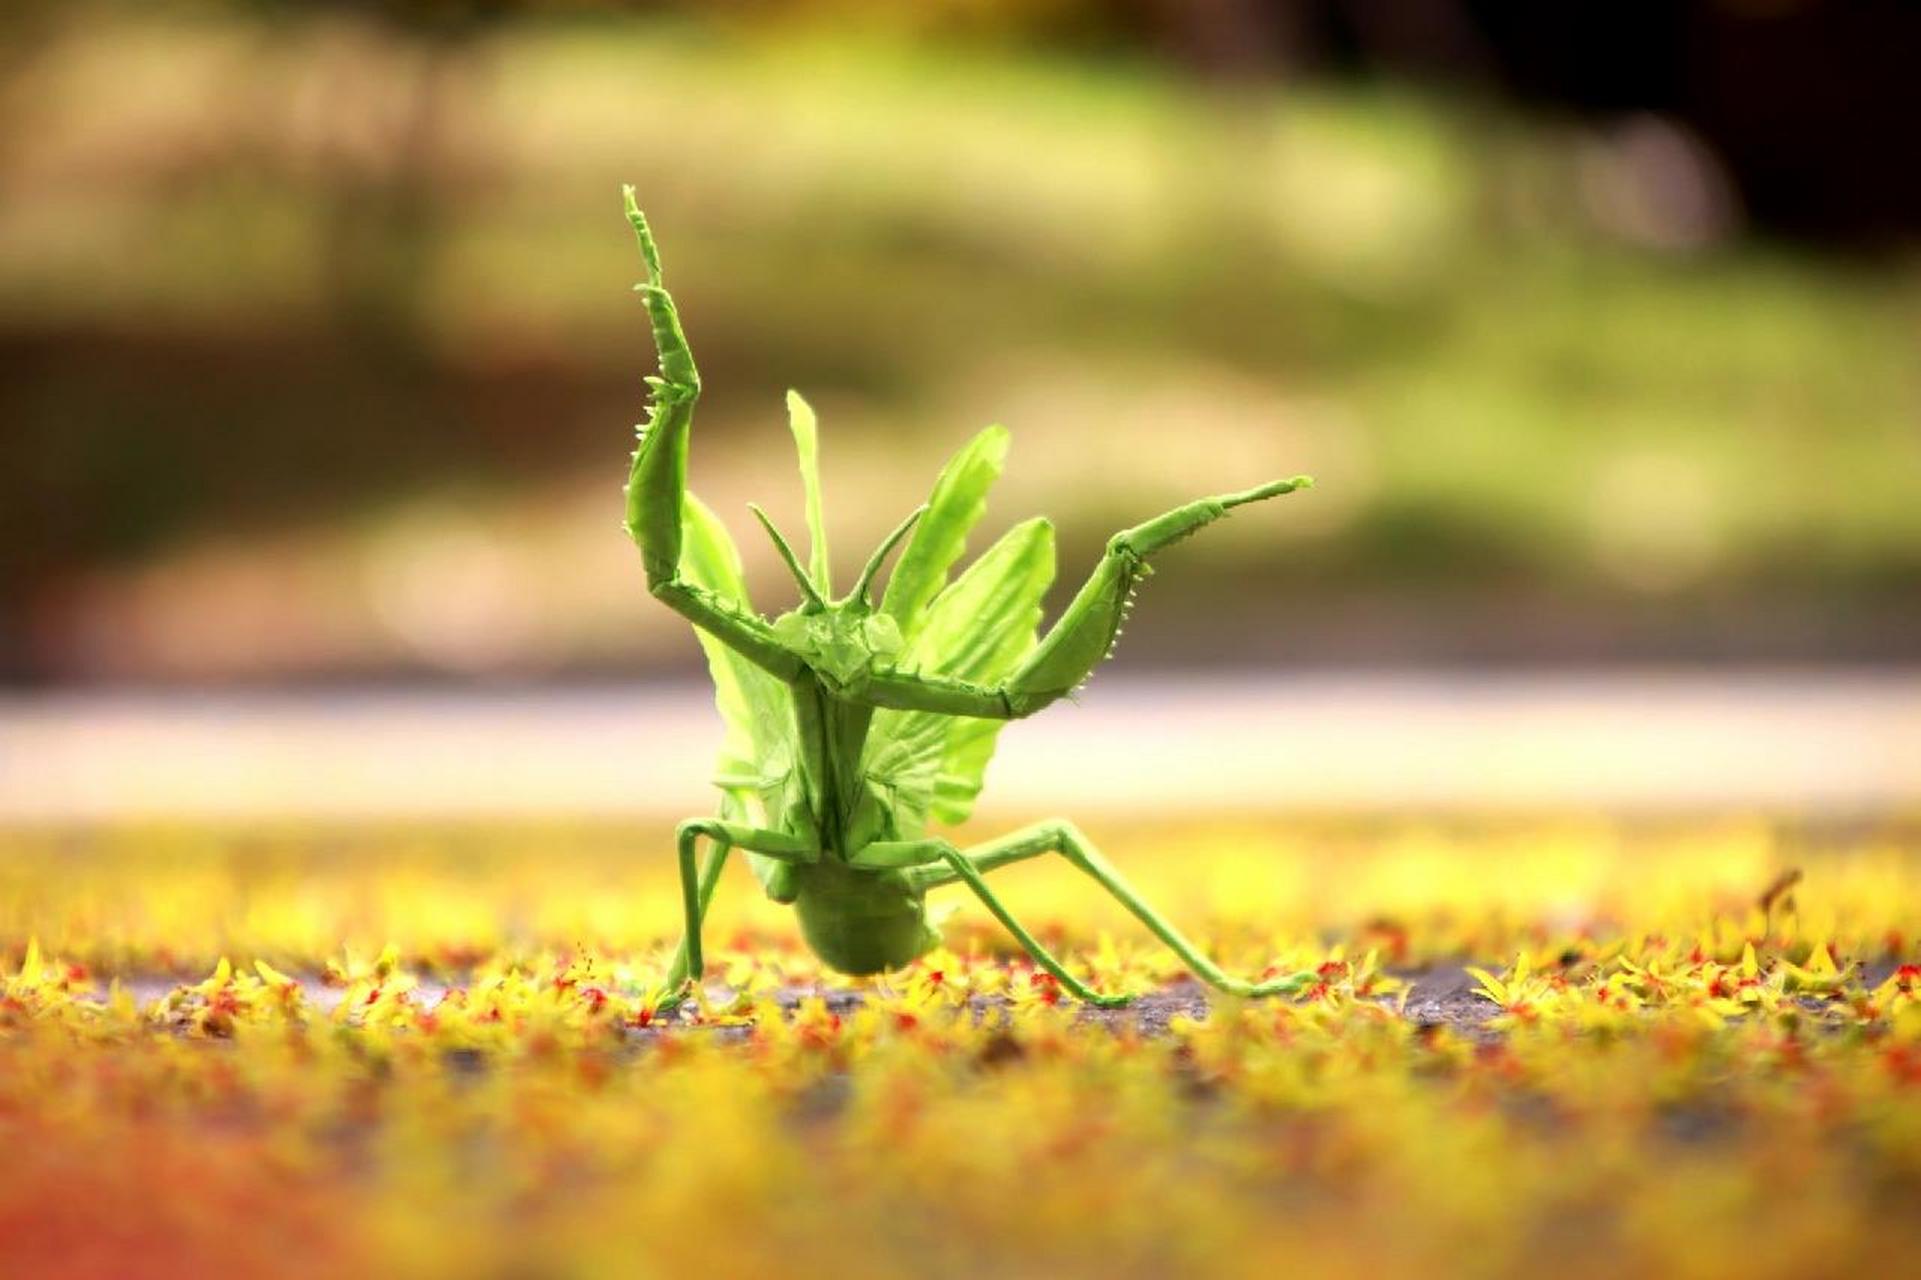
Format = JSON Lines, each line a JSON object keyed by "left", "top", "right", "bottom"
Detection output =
{"left": 661, "top": 836, "right": 730, "bottom": 993}
{"left": 937, "top": 848, "right": 1133, "bottom": 1008}
{"left": 855, "top": 837, "right": 1127, "bottom": 1006}
{"left": 658, "top": 819, "right": 816, "bottom": 1011}
{"left": 889, "top": 821, "right": 1316, "bottom": 1003}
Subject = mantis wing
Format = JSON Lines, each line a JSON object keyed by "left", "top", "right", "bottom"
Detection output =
{"left": 786, "top": 391, "right": 833, "bottom": 596}
{"left": 880, "top": 425, "right": 1009, "bottom": 639}
{"left": 679, "top": 494, "right": 800, "bottom": 899}
{"left": 863, "top": 517, "right": 1056, "bottom": 832}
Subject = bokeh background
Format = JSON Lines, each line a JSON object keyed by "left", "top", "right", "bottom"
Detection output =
{"left": 1, "top": 1, "right": 1917, "bottom": 818}
{"left": 5, "top": 17, "right": 1919, "bottom": 1276}
{"left": 7, "top": 0, "right": 1918, "bottom": 684}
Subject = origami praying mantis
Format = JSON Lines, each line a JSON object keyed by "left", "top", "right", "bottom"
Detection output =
{"left": 622, "top": 189, "right": 1316, "bottom": 1008}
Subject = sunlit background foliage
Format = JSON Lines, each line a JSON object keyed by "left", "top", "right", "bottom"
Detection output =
{"left": 4, "top": 0, "right": 1917, "bottom": 681}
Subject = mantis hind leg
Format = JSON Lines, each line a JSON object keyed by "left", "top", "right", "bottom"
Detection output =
{"left": 904, "top": 820, "right": 1317, "bottom": 1004}
{"left": 853, "top": 834, "right": 1128, "bottom": 1007}
{"left": 658, "top": 819, "right": 816, "bottom": 1011}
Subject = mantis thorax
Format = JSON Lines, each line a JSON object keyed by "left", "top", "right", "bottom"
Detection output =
{"left": 772, "top": 605, "right": 902, "bottom": 685}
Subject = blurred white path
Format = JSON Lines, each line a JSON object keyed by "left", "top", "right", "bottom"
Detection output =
{"left": 1, "top": 673, "right": 1916, "bottom": 820}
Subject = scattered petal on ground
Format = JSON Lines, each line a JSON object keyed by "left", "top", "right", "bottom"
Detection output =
{"left": 1, "top": 820, "right": 1918, "bottom": 1278}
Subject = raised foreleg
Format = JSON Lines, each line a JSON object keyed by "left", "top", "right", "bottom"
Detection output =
{"left": 863, "top": 477, "right": 1311, "bottom": 719}
{"left": 620, "top": 188, "right": 801, "bottom": 678}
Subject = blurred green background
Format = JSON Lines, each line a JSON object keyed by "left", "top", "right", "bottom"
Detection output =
{"left": 4, "top": 0, "right": 1917, "bottom": 684}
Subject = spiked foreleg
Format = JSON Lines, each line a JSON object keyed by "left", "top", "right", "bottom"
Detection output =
{"left": 622, "top": 187, "right": 700, "bottom": 586}
{"left": 658, "top": 819, "right": 817, "bottom": 1011}
{"left": 860, "top": 820, "right": 1318, "bottom": 1003}
{"left": 860, "top": 478, "right": 1311, "bottom": 719}
{"left": 621, "top": 190, "right": 802, "bottom": 677}
{"left": 1003, "top": 477, "right": 1311, "bottom": 713}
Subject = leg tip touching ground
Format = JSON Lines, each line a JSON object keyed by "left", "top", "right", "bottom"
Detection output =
{"left": 1083, "top": 992, "right": 1135, "bottom": 1009}
{"left": 1245, "top": 970, "right": 1319, "bottom": 998}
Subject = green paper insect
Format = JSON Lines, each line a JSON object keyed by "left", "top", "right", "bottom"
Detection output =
{"left": 622, "top": 189, "right": 1316, "bottom": 1008}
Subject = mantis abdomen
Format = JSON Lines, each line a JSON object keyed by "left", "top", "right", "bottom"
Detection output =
{"left": 791, "top": 860, "right": 939, "bottom": 976}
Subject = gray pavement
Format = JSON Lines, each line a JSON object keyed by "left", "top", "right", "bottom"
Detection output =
{"left": 1, "top": 672, "right": 1916, "bottom": 821}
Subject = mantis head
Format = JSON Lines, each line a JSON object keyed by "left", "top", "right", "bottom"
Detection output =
{"left": 753, "top": 498, "right": 924, "bottom": 684}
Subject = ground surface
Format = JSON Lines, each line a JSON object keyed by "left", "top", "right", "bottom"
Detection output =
{"left": 6, "top": 672, "right": 1917, "bottom": 818}
{"left": 113, "top": 965, "right": 1496, "bottom": 1041}
{"left": 3, "top": 820, "right": 1919, "bottom": 1279}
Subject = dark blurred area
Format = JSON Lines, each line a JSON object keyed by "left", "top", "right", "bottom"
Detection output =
{"left": 2, "top": 0, "right": 1917, "bottom": 684}
{"left": 1174, "top": 0, "right": 1921, "bottom": 243}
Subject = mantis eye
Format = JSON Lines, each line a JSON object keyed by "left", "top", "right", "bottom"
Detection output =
{"left": 862, "top": 615, "right": 903, "bottom": 658}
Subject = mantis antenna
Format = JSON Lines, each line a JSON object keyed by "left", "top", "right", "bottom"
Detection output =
{"left": 748, "top": 503, "right": 826, "bottom": 609}
{"left": 847, "top": 505, "right": 927, "bottom": 606}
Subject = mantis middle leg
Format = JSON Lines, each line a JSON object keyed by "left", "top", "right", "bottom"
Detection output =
{"left": 854, "top": 821, "right": 1316, "bottom": 1007}
{"left": 659, "top": 818, "right": 816, "bottom": 1008}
